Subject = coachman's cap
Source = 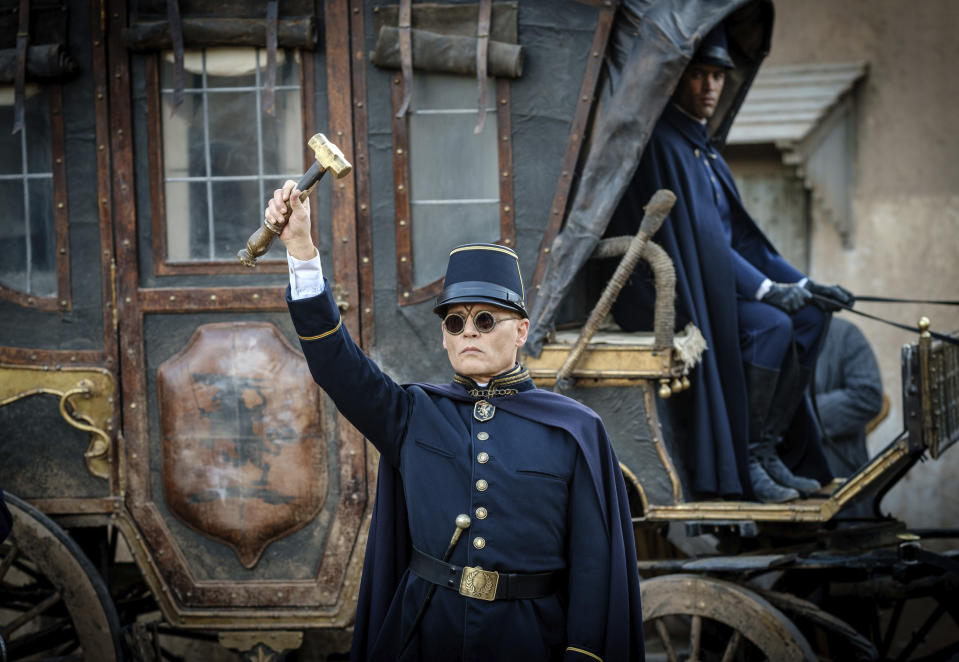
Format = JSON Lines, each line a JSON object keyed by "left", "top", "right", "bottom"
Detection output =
{"left": 695, "top": 24, "right": 735, "bottom": 69}
{"left": 433, "top": 243, "right": 527, "bottom": 318}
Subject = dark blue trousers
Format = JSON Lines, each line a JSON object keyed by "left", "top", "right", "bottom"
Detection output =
{"left": 738, "top": 299, "right": 827, "bottom": 370}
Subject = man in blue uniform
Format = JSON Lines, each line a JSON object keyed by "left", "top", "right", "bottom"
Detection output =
{"left": 267, "top": 183, "right": 644, "bottom": 661}
{"left": 608, "top": 25, "right": 853, "bottom": 503}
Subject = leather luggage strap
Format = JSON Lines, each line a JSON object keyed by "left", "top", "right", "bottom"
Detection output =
{"left": 410, "top": 547, "right": 562, "bottom": 601}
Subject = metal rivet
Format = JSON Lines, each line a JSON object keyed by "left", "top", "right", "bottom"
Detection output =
{"left": 362, "top": 256, "right": 370, "bottom": 263}
{"left": 210, "top": 294, "right": 217, "bottom": 301}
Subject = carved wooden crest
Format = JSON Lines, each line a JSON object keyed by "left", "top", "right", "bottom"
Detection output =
{"left": 158, "top": 322, "right": 326, "bottom": 569}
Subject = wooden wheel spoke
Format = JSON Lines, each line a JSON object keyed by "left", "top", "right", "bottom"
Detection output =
{"left": 719, "top": 630, "right": 742, "bottom": 662}
{"left": 654, "top": 617, "right": 678, "bottom": 662}
{"left": 689, "top": 614, "right": 702, "bottom": 662}
{"left": 0, "top": 543, "right": 18, "bottom": 582}
{"left": 1, "top": 590, "right": 63, "bottom": 637}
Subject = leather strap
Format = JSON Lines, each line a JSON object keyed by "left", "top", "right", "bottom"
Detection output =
{"left": 263, "top": 0, "right": 278, "bottom": 116}
{"left": 13, "top": 0, "right": 29, "bottom": 134}
{"left": 410, "top": 547, "right": 562, "bottom": 601}
{"left": 474, "top": 0, "right": 492, "bottom": 134}
{"left": 166, "top": 0, "right": 185, "bottom": 114}
{"left": 395, "top": 0, "right": 412, "bottom": 118}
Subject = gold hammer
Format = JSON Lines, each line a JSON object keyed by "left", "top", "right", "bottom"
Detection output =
{"left": 237, "top": 133, "right": 352, "bottom": 267}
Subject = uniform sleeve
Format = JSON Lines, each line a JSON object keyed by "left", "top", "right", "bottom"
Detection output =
{"left": 287, "top": 280, "right": 411, "bottom": 467}
{"left": 731, "top": 248, "right": 768, "bottom": 299}
{"left": 564, "top": 447, "right": 611, "bottom": 661}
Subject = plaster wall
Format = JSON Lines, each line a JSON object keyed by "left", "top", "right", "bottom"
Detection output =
{"left": 766, "top": 0, "right": 959, "bottom": 528}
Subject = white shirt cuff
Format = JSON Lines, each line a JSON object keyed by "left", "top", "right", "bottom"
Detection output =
{"left": 755, "top": 278, "right": 773, "bottom": 301}
{"left": 287, "top": 249, "right": 324, "bottom": 300}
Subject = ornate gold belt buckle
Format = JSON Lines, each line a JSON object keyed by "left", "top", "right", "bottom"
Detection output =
{"left": 459, "top": 565, "right": 499, "bottom": 601}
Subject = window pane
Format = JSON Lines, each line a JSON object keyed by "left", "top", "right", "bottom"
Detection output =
{"left": 160, "top": 52, "right": 204, "bottom": 89}
{"left": 162, "top": 92, "right": 206, "bottom": 178}
{"left": 160, "top": 47, "right": 302, "bottom": 262}
{"left": 208, "top": 91, "right": 258, "bottom": 176}
{"left": 28, "top": 178, "right": 56, "bottom": 297}
{"left": 410, "top": 74, "right": 491, "bottom": 111}
{"left": 261, "top": 90, "right": 303, "bottom": 176}
{"left": 165, "top": 181, "right": 210, "bottom": 261}
{"left": 0, "top": 89, "right": 24, "bottom": 174}
{"left": 409, "top": 110, "right": 499, "bottom": 201}
{"left": 411, "top": 202, "right": 500, "bottom": 288}
{"left": 25, "top": 91, "right": 52, "bottom": 173}
{"left": 0, "top": 180, "right": 27, "bottom": 292}
{"left": 211, "top": 180, "right": 264, "bottom": 260}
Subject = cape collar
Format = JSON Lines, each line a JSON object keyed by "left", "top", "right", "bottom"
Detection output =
{"left": 453, "top": 363, "right": 534, "bottom": 399}
{"left": 662, "top": 103, "right": 713, "bottom": 151}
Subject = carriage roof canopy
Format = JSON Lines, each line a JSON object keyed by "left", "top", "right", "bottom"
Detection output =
{"left": 526, "top": 0, "right": 773, "bottom": 356}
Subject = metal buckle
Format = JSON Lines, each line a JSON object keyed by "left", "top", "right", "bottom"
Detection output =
{"left": 459, "top": 565, "right": 499, "bottom": 601}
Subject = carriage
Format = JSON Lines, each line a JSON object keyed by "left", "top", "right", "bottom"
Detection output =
{"left": 1, "top": 0, "right": 956, "bottom": 660}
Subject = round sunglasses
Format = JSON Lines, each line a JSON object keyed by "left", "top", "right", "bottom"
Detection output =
{"left": 442, "top": 310, "right": 521, "bottom": 335}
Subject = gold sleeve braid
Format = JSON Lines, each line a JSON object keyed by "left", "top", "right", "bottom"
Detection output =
{"left": 565, "top": 646, "right": 602, "bottom": 661}
{"left": 297, "top": 318, "right": 342, "bottom": 341}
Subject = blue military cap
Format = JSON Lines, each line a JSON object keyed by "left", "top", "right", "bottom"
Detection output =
{"left": 433, "top": 243, "right": 527, "bottom": 318}
{"left": 696, "top": 24, "right": 735, "bottom": 69}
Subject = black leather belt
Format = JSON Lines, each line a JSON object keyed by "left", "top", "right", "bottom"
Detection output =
{"left": 410, "top": 547, "right": 562, "bottom": 602}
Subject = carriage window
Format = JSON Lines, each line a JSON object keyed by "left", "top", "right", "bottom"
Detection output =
{"left": 392, "top": 73, "right": 515, "bottom": 304}
{"left": 159, "top": 48, "right": 303, "bottom": 264}
{"left": 0, "top": 85, "right": 58, "bottom": 301}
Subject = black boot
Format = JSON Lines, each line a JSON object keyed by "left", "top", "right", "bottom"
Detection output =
{"left": 757, "top": 352, "right": 822, "bottom": 497}
{"left": 745, "top": 364, "right": 800, "bottom": 503}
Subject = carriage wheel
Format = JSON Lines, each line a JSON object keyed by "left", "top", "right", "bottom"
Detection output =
{"left": 642, "top": 574, "right": 817, "bottom": 662}
{"left": 0, "top": 493, "right": 123, "bottom": 661}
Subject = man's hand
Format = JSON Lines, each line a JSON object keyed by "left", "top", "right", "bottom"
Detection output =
{"left": 762, "top": 283, "right": 812, "bottom": 314}
{"left": 269, "top": 180, "right": 317, "bottom": 261}
{"left": 804, "top": 280, "right": 855, "bottom": 312}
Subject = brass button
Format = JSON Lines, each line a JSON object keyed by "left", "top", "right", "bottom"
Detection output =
{"left": 473, "top": 536, "right": 486, "bottom": 550}
{"left": 476, "top": 479, "right": 488, "bottom": 492}
{"left": 477, "top": 452, "right": 489, "bottom": 464}
{"left": 475, "top": 507, "right": 488, "bottom": 519}
{"left": 477, "top": 431, "right": 490, "bottom": 441}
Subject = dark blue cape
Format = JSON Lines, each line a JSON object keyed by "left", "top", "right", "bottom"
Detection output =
{"left": 351, "top": 384, "right": 645, "bottom": 662}
{"left": 609, "top": 104, "right": 829, "bottom": 498}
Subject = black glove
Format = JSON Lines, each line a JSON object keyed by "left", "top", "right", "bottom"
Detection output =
{"left": 804, "top": 280, "right": 855, "bottom": 312}
{"left": 761, "top": 283, "right": 812, "bottom": 314}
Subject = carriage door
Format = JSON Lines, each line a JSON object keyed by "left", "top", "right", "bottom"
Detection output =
{"left": 109, "top": 1, "right": 373, "bottom": 631}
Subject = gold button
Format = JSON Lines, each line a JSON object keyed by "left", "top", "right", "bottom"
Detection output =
{"left": 476, "top": 479, "right": 488, "bottom": 492}
{"left": 475, "top": 507, "right": 488, "bottom": 519}
{"left": 477, "top": 431, "right": 489, "bottom": 441}
{"left": 473, "top": 536, "right": 486, "bottom": 549}
{"left": 477, "top": 452, "right": 489, "bottom": 464}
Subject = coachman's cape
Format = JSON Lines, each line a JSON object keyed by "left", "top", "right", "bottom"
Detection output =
{"left": 608, "top": 104, "right": 831, "bottom": 498}
{"left": 350, "top": 384, "right": 644, "bottom": 661}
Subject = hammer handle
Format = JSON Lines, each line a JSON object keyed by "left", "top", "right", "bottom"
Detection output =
{"left": 237, "top": 161, "right": 328, "bottom": 268}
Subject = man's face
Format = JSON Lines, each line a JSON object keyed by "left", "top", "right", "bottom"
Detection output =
{"left": 674, "top": 63, "right": 726, "bottom": 120}
{"left": 441, "top": 302, "right": 529, "bottom": 383}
